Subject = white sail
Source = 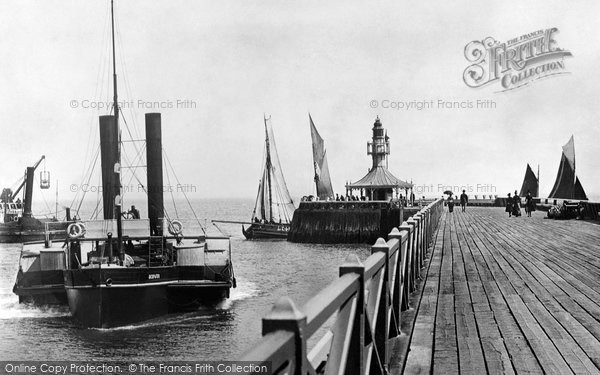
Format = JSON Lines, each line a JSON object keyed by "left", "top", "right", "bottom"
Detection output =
{"left": 251, "top": 117, "right": 295, "bottom": 224}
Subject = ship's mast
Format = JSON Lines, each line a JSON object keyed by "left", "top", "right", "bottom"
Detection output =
{"left": 537, "top": 164, "right": 540, "bottom": 197}
{"left": 264, "top": 116, "right": 273, "bottom": 222}
{"left": 111, "top": 0, "right": 123, "bottom": 256}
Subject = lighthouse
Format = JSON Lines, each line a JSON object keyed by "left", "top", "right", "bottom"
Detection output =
{"left": 367, "top": 116, "right": 390, "bottom": 169}
{"left": 346, "top": 116, "right": 411, "bottom": 201}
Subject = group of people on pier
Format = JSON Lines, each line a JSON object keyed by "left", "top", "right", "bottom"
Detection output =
{"left": 445, "top": 190, "right": 536, "bottom": 217}
{"left": 335, "top": 193, "right": 367, "bottom": 202}
{"left": 506, "top": 190, "right": 535, "bottom": 217}
{"left": 446, "top": 190, "right": 469, "bottom": 213}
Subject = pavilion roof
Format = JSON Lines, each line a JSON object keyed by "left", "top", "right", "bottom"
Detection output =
{"left": 347, "top": 166, "right": 412, "bottom": 189}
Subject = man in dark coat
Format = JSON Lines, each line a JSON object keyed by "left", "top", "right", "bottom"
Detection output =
{"left": 460, "top": 190, "right": 468, "bottom": 212}
{"left": 129, "top": 205, "right": 140, "bottom": 219}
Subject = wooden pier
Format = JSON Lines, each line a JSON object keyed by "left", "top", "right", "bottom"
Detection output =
{"left": 241, "top": 203, "right": 600, "bottom": 374}
{"left": 403, "top": 207, "right": 600, "bottom": 374}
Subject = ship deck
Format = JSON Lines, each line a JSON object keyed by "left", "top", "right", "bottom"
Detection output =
{"left": 398, "top": 207, "right": 600, "bottom": 374}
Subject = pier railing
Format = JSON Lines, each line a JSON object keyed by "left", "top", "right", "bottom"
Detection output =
{"left": 240, "top": 198, "right": 444, "bottom": 374}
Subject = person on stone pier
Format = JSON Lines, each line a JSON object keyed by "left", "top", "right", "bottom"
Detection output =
{"left": 506, "top": 193, "right": 513, "bottom": 217}
{"left": 460, "top": 190, "right": 468, "bottom": 212}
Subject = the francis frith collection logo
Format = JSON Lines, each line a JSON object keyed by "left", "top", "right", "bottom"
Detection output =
{"left": 463, "top": 28, "right": 572, "bottom": 92}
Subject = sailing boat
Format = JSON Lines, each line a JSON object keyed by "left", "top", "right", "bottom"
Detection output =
{"left": 519, "top": 163, "right": 539, "bottom": 197}
{"left": 242, "top": 116, "right": 295, "bottom": 239}
{"left": 309, "top": 114, "right": 334, "bottom": 200}
{"left": 548, "top": 136, "right": 588, "bottom": 200}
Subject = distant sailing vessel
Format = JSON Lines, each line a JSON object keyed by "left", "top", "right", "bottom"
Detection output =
{"left": 548, "top": 136, "right": 588, "bottom": 200}
{"left": 242, "top": 116, "right": 295, "bottom": 239}
{"left": 309, "top": 114, "right": 334, "bottom": 200}
{"left": 519, "top": 163, "right": 539, "bottom": 197}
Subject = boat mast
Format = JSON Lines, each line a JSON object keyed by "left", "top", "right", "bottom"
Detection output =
{"left": 537, "top": 164, "right": 540, "bottom": 197}
{"left": 264, "top": 116, "right": 273, "bottom": 222}
{"left": 111, "top": 0, "right": 123, "bottom": 256}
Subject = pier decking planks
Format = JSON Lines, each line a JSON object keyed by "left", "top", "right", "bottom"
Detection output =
{"left": 399, "top": 207, "right": 600, "bottom": 374}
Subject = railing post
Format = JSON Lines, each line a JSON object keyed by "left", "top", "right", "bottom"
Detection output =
{"left": 398, "top": 221, "right": 412, "bottom": 309}
{"left": 425, "top": 207, "right": 431, "bottom": 250}
{"left": 413, "top": 213, "right": 423, "bottom": 270}
{"left": 388, "top": 227, "right": 404, "bottom": 335}
{"left": 421, "top": 211, "right": 427, "bottom": 262}
{"left": 339, "top": 255, "right": 365, "bottom": 375}
{"left": 262, "top": 297, "right": 308, "bottom": 374}
{"left": 406, "top": 217, "right": 417, "bottom": 291}
{"left": 371, "top": 238, "right": 391, "bottom": 373}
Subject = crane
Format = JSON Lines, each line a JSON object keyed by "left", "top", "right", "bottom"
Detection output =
{"left": 10, "top": 155, "right": 46, "bottom": 201}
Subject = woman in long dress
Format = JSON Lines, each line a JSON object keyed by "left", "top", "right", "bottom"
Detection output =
{"left": 505, "top": 193, "right": 512, "bottom": 217}
{"left": 448, "top": 195, "right": 455, "bottom": 213}
{"left": 525, "top": 190, "right": 535, "bottom": 217}
{"left": 512, "top": 190, "right": 522, "bottom": 217}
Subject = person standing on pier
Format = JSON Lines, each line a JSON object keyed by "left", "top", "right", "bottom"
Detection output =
{"left": 525, "top": 190, "right": 535, "bottom": 217}
{"left": 447, "top": 195, "right": 455, "bottom": 213}
{"left": 512, "top": 190, "right": 522, "bottom": 217}
{"left": 506, "top": 193, "right": 512, "bottom": 217}
{"left": 460, "top": 190, "right": 468, "bottom": 212}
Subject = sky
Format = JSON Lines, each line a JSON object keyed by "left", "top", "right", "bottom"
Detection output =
{"left": 1, "top": 0, "right": 599, "bottom": 209}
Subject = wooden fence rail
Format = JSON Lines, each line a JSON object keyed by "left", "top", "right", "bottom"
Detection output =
{"left": 240, "top": 198, "right": 444, "bottom": 374}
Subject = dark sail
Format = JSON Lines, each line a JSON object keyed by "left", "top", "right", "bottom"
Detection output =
{"left": 548, "top": 136, "right": 587, "bottom": 200}
{"left": 574, "top": 177, "right": 588, "bottom": 200}
{"left": 309, "top": 114, "right": 334, "bottom": 200}
{"left": 519, "top": 164, "right": 539, "bottom": 197}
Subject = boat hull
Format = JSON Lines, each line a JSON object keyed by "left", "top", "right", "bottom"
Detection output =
{"left": 14, "top": 285, "right": 67, "bottom": 305}
{"left": 167, "top": 281, "right": 231, "bottom": 311}
{"left": 168, "top": 265, "right": 233, "bottom": 310}
{"left": 65, "top": 267, "right": 175, "bottom": 328}
{"left": 64, "top": 265, "right": 233, "bottom": 328}
{"left": 13, "top": 269, "right": 67, "bottom": 305}
{"left": 66, "top": 283, "right": 169, "bottom": 328}
{"left": 242, "top": 223, "right": 289, "bottom": 239}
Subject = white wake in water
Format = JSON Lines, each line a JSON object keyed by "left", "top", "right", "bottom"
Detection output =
{"left": 91, "top": 313, "right": 213, "bottom": 332}
{"left": 0, "top": 293, "right": 69, "bottom": 320}
{"left": 216, "top": 279, "right": 260, "bottom": 310}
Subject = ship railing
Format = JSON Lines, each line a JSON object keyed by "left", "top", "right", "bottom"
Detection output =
{"left": 240, "top": 198, "right": 444, "bottom": 374}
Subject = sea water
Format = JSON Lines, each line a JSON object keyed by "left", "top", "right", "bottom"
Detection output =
{"left": 0, "top": 198, "right": 369, "bottom": 361}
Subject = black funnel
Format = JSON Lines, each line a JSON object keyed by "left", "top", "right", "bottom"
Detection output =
{"left": 99, "top": 115, "right": 120, "bottom": 219}
{"left": 145, "top": 113, "right": 164, "bottom": 236}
